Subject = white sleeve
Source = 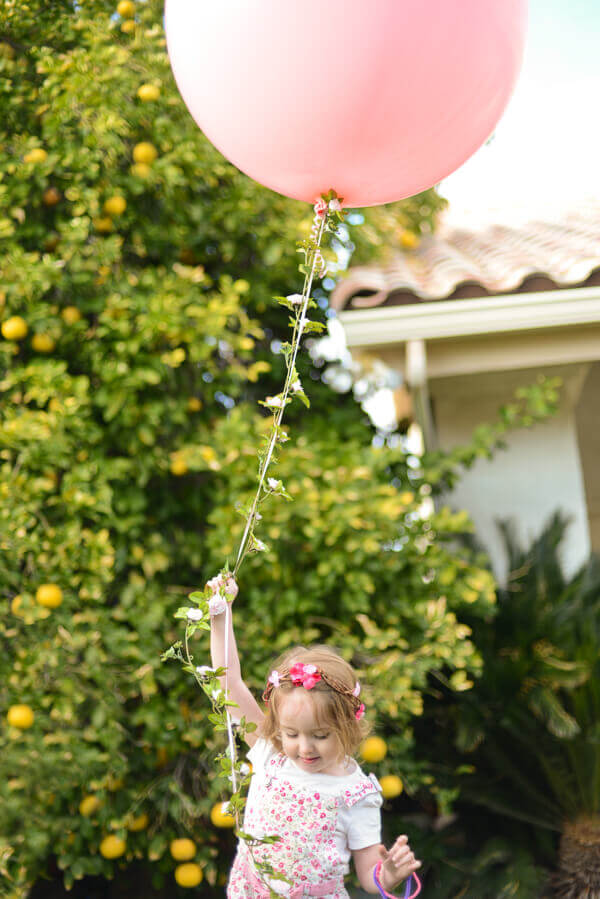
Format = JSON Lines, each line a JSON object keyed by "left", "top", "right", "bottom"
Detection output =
{"left": 343, "top": 791, "right": 383, "bottom": 851}
{"left": 246, "top": 737, "right": 276, "bottom": 774}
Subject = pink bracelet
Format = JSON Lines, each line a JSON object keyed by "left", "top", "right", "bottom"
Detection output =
{"left": 373, "top": 861, "right": 422, "bottom": 899}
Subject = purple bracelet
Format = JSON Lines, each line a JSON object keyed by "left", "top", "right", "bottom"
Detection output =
{"left": 373, "top": 861, "right": 422, "bottom": 898}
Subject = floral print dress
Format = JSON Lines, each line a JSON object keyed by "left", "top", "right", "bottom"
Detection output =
{"left": 227, "top": 742, "right": 382, "bottom": 898}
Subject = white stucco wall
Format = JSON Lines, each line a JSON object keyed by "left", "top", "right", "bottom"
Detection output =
{"left": 430, "top": 364, "right": 591, "bottom": 583}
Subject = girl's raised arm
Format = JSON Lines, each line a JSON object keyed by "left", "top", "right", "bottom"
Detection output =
{"left": 210, "top": 588, "right": 264, "bottom": 746}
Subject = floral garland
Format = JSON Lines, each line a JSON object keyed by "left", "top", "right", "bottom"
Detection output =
{"left": 163, "top": 191, "right": 345, "bottom": 895}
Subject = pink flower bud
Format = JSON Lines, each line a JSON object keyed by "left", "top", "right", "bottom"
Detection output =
{"left": 314, "top": 198, "right": 328, "bottom": 218}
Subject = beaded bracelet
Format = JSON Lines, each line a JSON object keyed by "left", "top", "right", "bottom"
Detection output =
{"left": 373, "top": 862, "right": 422, "bottom": 899}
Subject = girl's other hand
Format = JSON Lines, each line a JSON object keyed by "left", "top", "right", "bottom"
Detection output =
{"left": 379, "top": 836, "right": 421, "bottom": 891}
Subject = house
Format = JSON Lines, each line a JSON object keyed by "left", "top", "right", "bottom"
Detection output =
{"left": 330, "top": 204, "right": 600, "bottom": 581}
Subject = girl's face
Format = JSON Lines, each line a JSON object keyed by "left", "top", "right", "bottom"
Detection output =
{"left": 278, "top": 690, "right": 343, "bottom": 775}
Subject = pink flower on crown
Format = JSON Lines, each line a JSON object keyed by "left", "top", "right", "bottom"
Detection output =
{"left": 289, "top": 662, "right": 321, "bottom": 690}
{"left": 268, "top": 670, "right": 281, "bottom": 688}
{"left": 314, "top": 198, "right": 328, "bottom": 218}
{"left": 355, "top": 703, "right": 365, "bottom": 721}
{"left": 352, "top": 682, "right": 361, "bottom": 697}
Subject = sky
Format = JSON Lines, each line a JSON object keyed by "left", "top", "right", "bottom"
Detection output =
{"left": 439, "top": 0, "right": 600, "bottom": 228}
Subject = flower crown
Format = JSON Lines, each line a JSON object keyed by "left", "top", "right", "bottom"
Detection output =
{"left": 262, "top": 661, "right": 365, "bottom": 721}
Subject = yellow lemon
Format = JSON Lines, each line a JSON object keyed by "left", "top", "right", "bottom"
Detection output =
{"left": 31, "top": 333, "right": 56, "bottom": 354}
{"left": 61, "top": 306, "right": 82, "bottom": 324}
{"left": 210, "top": 802, "right": 236, "bottom": 828}
{"left": 127, "top": 813, "right": 149, "bottom": 832}
{"left": 187, "top": 397, "right": 202, "bottom": 412}
{"left": 170, "top": 456, "right": 188, "bottom": 476}
{"left": 133, "top": 142, "right": 157, "bottom": 165}
{"left": 94, "top": 217, "right": 113, "bottom": 233}
{"left": 199, "top": 446, "right": 216, "bottom": 462}
{"left": 24, "top": 148, "right": 47, "bottom": 164}
{"left": 121, "top": 20, "right": 136, "bottom": 34}
{"left": 137, "top": 84, "right": 160, "bottom": 102}
{"left": 156, "top": 747, "right": 168, "bottom": 768}
{"left": 117, "top": 0, "right": 135, "bottom": 16}
{"left": 7, "top": 704, "right": 34, "bottom": 729}
{"left": 360, "top": 736, "right": 388, "bottom": 764}
{"left": 99, "top": 835, "right": 126, "bottom": 859}
{"left": 170, "top": 838, "right": 196, "bottom": 861}
{"left": 0, "top": 42, "right": 16, "bottom": 60}
{"left": 103, "top": 196, "right": 127, "bottom": 216}
{"left": 36, "top": 584, "right": 63, "bottom": 609}
{"left": 42, "top": 187, "right": 61, "bottom": 206}
{"left": 2, "top": 316, "right": 28, "bottom": 341}
{"left": 399, "top": 230, "right": 420, "bottom": 250}
{"left": 79, "top": 795, "right": 101, "bottom": 816}
{"left": 174, "top": 863, "right": 203, "bottom": 888}
{"left": 130, "top": 162, "right": 151, "bottom": 178}
{"left": 379, "top": 775, "right": 404, "bottom": 799}
{"left": 106, "top": 775, "right": 124, "bottom": 791}
{"left": 10, "top": 595, "right": 23, "bottom": 616}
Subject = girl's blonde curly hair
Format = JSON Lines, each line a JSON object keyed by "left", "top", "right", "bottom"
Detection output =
{"left": 257, "top": 645, "right": 371, "bottom": 761}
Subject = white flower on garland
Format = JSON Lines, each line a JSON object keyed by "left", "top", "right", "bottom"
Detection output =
{"left": 196, "top": 665, "right": 216, "bottom": 677}
{"left": 287, "top": 294, "right": 303, "bottom": 305}
{"left": 208, "top": 595, "right": 228, "bottom": 616}
{"left": 187, "top": 608, "right": 204, "bottom": 621}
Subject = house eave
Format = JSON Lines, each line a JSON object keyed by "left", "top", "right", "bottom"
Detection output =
{"left": 338, "top": 284, "right": 600, "bottom": 348}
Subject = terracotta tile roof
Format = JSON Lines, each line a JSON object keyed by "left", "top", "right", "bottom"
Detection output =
{"left": 330, "top": 202, "right": 600, "bottom": 311}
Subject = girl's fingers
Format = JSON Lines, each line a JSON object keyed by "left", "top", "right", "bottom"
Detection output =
{"left": 389, "top": 849, "right": 410, "bottom": 862}
{"left": 387, "top": 847, "right": 420, "bottom": 868}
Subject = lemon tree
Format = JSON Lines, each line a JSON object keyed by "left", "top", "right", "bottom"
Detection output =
{"left": 0, "top": 0, "right": 560, "bottom": 895}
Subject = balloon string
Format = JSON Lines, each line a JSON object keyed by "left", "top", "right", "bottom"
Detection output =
{"left": 232, "top": 210, "right": 326, "bottom": 579}
{"left": 223, "top": 601, "right": 238, "bottom": 801}
{"left": 224, "top": 208, "right": 327, "bottom": 826}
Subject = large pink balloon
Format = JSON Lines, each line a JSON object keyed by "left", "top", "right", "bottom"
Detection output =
{"left": 165, "top": 0, "right": 527, "bottom": 208}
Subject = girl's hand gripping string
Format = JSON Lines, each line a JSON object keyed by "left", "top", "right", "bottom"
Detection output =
{"left": 374, "top": 837, "right": 422, "bottom": 898}
{"left": 207, "top": 573, "right": 238, "bottom": 616}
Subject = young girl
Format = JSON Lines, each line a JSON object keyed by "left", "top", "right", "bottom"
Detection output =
{"left": 210, "top": 584, "right": 422, "bottom": 897}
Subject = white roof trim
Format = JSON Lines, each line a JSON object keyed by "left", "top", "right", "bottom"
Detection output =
{"left": 338, "top": 285, "right": 600, "bottom": 348}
